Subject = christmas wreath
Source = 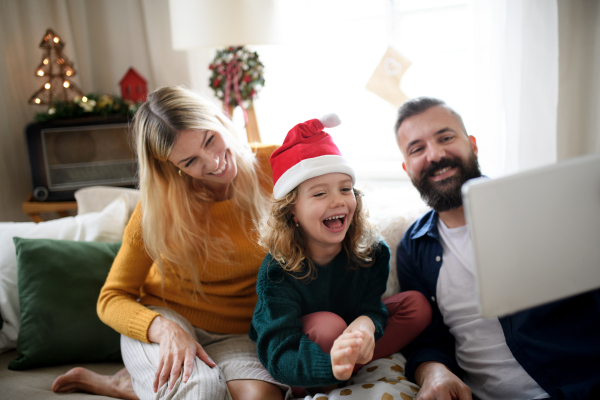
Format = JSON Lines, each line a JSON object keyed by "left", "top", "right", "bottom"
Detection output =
{"left": 33, "top": 94, "right": 141, "bottom": 123}
{"left": 209, "top": 46, "right": 265, "bottom": 113}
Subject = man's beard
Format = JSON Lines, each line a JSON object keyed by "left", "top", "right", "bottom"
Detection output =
{"left": 411, "top": 152, "right": 482, "bottom": 212}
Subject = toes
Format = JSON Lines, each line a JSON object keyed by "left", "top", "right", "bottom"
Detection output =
{"left": 52, "top": 367, "right": 84, "bottom": 392}
{"left": 51, "top": 367, "right": 92, "bottom": 392}
{"left": 54, "top": 383, "right": 80, "bottom": 393}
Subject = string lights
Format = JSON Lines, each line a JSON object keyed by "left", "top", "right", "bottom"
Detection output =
{"left": 28, "top": 28, "right": 84, "bottom": 106}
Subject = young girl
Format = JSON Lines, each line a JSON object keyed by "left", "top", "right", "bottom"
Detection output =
{"left": 249, "top": 115, "right": 432, "bottom": 393}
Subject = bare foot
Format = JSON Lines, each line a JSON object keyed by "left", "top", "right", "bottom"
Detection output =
{"left": 51, "top": 367, "right": 138, "bottom": 400}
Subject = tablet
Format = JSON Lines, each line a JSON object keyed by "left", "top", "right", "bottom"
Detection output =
{"left": 462, "top": 154, "right": 600, "bottom": 317}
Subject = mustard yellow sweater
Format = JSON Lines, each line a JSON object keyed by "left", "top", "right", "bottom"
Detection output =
{"left": 97, "top": 144, "right": 277, "bottom": 343}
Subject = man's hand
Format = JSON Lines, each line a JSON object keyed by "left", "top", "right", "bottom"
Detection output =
{"left": 415, "top": 362, "right": 472, "bottom": 400}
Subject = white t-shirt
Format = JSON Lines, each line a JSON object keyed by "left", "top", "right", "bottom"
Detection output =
{"left": 436, "top": 219, "right": 548, "bottom": 400}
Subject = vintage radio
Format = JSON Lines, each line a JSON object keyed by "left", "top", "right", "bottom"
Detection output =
{"left": 25, "top": 116, "right": 138, "bottom": 202}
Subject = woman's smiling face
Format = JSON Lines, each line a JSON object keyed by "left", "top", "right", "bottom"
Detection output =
{"left": 167, "top": 129, "right": 237, "bottom": 197}
{"left": 292, "top": 173, "right": 357, "bottom": 261}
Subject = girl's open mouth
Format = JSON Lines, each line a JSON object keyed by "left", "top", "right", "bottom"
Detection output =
{"left": 322, "top": 214, "right": 346, "bottom": 232}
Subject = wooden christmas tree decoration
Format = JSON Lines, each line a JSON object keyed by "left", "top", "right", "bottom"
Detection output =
{"left": 28, "top": 29, "right": 84, "bottom": 106}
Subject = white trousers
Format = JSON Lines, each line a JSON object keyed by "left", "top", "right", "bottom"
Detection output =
{"left": 120, "top": 306, "right": 290, "bottom": 400}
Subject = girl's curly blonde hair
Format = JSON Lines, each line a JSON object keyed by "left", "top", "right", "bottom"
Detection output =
{"left": 258, "top": 186, "right": 378, "bottom": 281}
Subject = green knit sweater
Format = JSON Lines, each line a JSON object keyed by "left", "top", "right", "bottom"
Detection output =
{"left": 249, "top": 241, "right": 390, "bottom": 387}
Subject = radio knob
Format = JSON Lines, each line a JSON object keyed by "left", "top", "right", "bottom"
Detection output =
{"left": 33, "top": 186, "right": 49, "bottom": 202}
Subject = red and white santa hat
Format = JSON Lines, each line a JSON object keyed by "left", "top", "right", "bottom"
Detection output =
{"left": 270, "top": 113, "right": 355, "bottom": 199}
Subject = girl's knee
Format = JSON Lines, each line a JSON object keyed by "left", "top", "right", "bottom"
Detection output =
{"left": 409, "top": 291, "right": 433, "bottom": 328}
{"left": 385, "top": 291, "right": 432, "bottom": 329}
{"left": 300, "top": 312, "right": 347, "bottom": 353}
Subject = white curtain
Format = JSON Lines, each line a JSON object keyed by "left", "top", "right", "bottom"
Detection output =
{"left": 555, "top": 0, "right": 600, "bottom": 160}
{"left": 0, "top": 0, "right": 213, "bottom": 221}
{"left": 472, "top": 0, "right": 559, "bottom": 177}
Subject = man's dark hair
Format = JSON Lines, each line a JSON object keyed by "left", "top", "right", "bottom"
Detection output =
{"left": 394, "top": 96, "right": 467, "bottom": 136}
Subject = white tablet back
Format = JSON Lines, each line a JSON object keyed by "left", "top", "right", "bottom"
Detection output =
{"left": 462, "top": 154, "right": 600, "bottom": 318}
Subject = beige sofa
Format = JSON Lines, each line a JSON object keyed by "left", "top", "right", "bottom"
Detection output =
{"left": 0, "top": 186, "right": 427, "bottom": 400}
{"left": 0, "top": 352, "right": 122, "bottom": 400}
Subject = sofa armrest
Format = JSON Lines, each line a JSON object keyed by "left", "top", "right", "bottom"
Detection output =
{"left": 75, "top": 186, "right": 140, "bottom": 219}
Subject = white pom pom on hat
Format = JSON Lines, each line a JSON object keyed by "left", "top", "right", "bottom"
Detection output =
{"left": 319, "top": 113, "right": 342, "bottom": 128}
{"left": 270, "top": 113, "right": 355, "bottom": 199}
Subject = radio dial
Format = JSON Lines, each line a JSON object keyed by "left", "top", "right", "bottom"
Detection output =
{"left": 33, "top": 186, "right": 49, "bottom": 202}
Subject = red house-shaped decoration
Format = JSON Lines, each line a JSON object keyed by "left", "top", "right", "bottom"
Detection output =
{"left": 119, "top": 67, "right": 147, "bottom": 103}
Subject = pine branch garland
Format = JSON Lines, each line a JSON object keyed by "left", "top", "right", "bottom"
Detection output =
{"left": 33, "top": 94, "right": 140, "bottom": 123}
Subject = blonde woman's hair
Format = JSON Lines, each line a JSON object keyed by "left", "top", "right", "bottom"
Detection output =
{"left": 258, "top": 187, "right": 378, "bottom": 281}
{"left": 132, "top": 86, "right": 268, "bottom": 297}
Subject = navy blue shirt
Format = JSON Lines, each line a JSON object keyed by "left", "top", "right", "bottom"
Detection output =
{"left": 397, "top": 209, "right": 600, "bottom": 400}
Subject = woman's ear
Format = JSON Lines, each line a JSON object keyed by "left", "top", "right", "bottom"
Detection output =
{"left": 291, "top": 214, "right": 298, "bottom": 224}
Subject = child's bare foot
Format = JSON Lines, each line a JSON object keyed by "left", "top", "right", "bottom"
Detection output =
{"left": 51, "top": 367, "right": 138, "bottom": 400}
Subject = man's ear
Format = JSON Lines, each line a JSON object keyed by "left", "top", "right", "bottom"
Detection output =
{"left": 469, "top": 135, "right": 478, "bottom": 155}
{"left": 402, "top": 162, "right": 407, "bottom": 172}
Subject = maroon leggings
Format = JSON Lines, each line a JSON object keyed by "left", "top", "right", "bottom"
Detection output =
{"left": 300, "top": 291, "right": 432, "bottom": 366}
{"left": 290, "top": 291, "right": 431, "bottom": 396}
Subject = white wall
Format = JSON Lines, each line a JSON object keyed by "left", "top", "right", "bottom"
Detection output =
{"left": 0, "top": 0, "right": 198, "bottom": 222}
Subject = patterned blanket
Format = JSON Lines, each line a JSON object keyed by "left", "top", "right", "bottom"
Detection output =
{"left": 299, "top": 353, "right": 420, "bottom": 400}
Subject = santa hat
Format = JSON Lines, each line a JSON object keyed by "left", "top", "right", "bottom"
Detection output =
{"left": 270, "top": 113, "right": 355, "bottom": 199}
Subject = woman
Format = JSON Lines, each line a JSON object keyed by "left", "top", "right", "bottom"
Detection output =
{"left": 52, "top": 86, "right": 287, "bottom": 400}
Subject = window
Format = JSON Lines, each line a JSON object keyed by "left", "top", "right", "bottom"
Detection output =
{"left": 242, "top": 0, "right": 474, "bottom": 184}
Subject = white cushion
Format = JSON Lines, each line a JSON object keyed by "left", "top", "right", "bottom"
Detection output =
{"left": 0, "top": 195, "right": 129, "bottom": 353}
{"left": 75, "top": 186, "right": 140, "bottom": 218}
{"left": 376, "top": 209, "right": 427, "bottom": 299}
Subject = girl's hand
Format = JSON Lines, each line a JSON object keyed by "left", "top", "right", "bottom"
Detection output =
{"left": 147, "top": 316, "right": 216, "bottom": 393}
{"left": 330, "top": 331, "right": 363, "bottom": 381}
{"left": 345, "top": 316, "right": 376, "bottom": 364}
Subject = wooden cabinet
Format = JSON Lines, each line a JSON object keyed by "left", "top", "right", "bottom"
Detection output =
{"left": 22, "top": 194, "right": 77, "bottom": 223}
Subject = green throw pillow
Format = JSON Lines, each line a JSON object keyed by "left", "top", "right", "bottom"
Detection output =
{"left": 9, "top": 238, "right": 122, "bottom": 370}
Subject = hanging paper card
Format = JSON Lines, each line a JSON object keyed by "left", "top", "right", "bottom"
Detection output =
{"left": 365, "top": 47, "right": 412, "bottom": 107}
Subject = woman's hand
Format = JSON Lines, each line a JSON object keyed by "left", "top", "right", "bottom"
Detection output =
{"left": 147, "top": 316, "right": 216, "bottom": 393}
{"left": 330, "top": 331, "right": 363, "bottom": 381}
{"left": 345, "top": 316, "right": 376, "bottom": 364}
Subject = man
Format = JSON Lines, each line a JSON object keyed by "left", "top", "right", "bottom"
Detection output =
{"left": 395, "top": 97, "right": 600, "bottom": 400}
